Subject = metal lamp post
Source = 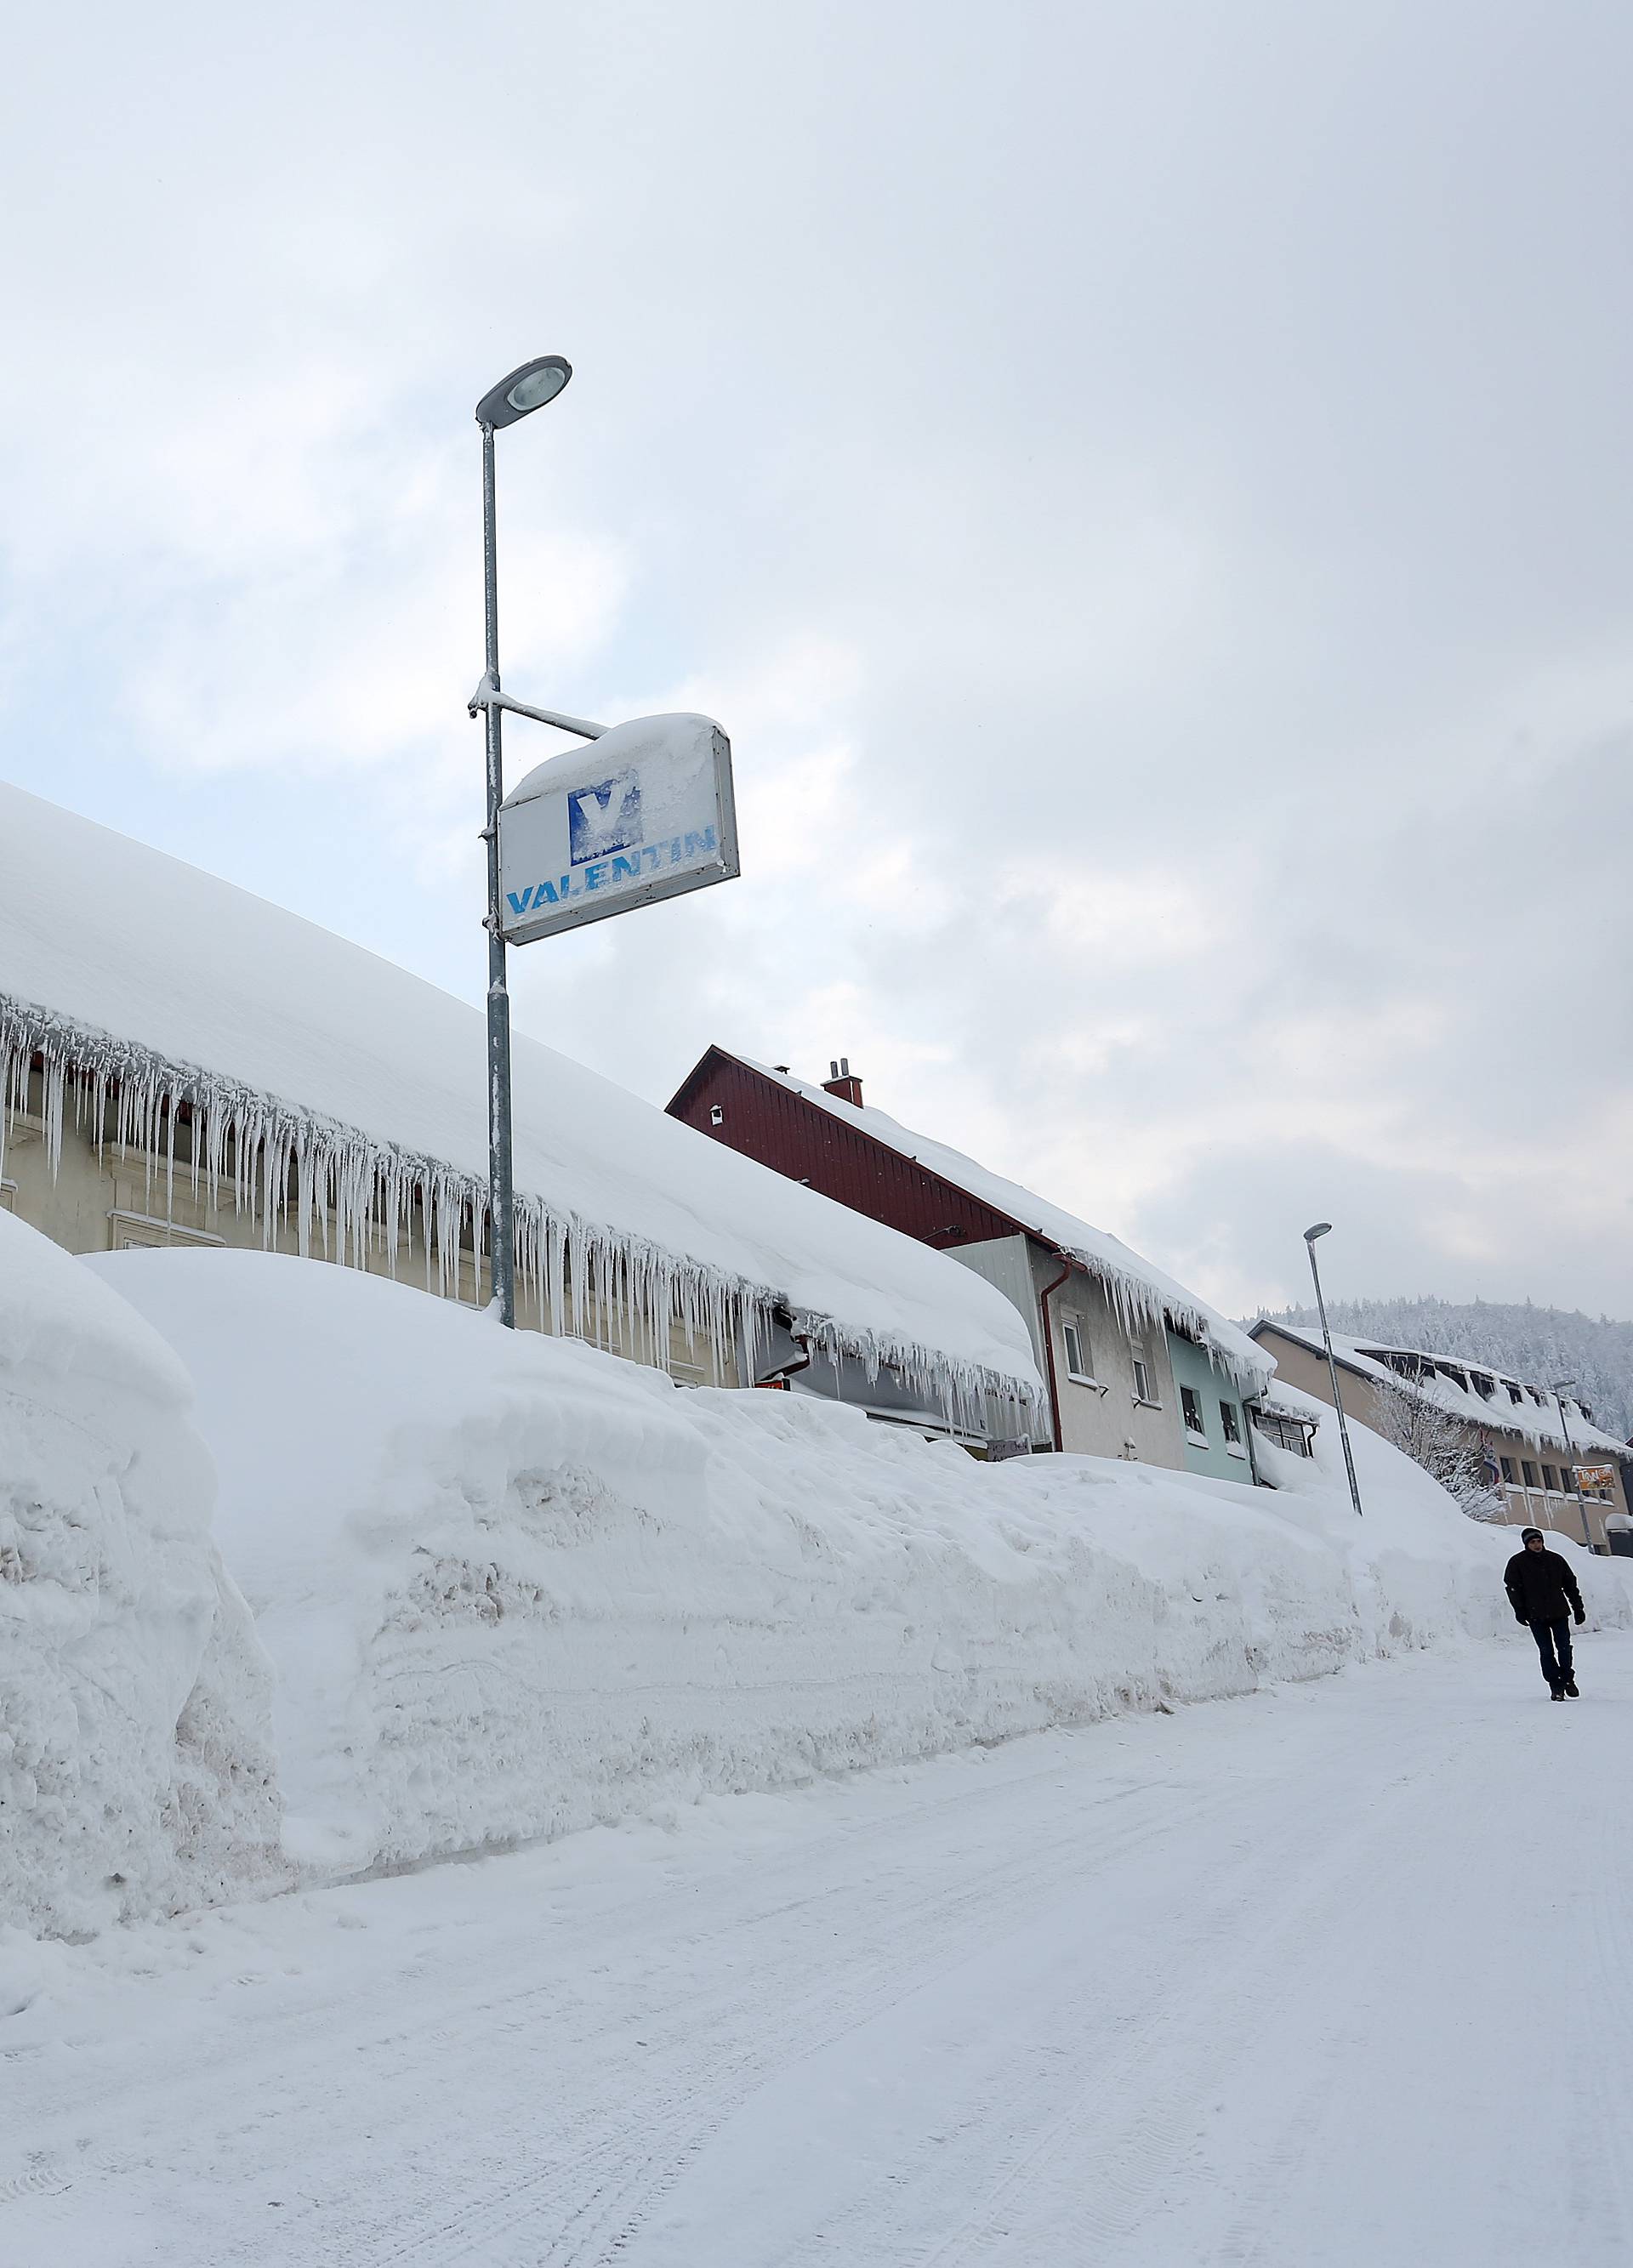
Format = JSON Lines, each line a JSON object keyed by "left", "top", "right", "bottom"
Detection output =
{"left": 474, "top": 355, "right": 572, "bottom": 1327}
{"left": 1304, "top": 1222, "right": 1364, "bottom": 1518}
{"left": 1550, "top": 1377, "right": 1590, "bottom": 1548}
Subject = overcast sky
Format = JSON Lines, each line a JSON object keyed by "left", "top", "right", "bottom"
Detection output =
{"left": 4, "top": 1, "right": 1630, "bottom": 1320}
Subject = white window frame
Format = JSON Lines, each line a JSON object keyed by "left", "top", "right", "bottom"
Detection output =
{"left": 1130, "top": 1356, "right": 1161, "bottom": 1408}
{"left": 107, "top": 1208, "right": 225, "bottom": 1253}
{"left": 1218, "top": 1399, "right": 1247, "bottom": 1458}
{"left": 1180, "top": 1384, "right": 1209, "bottom": 1446}
{"left": 1061, "top": 1311, "right": 1097, "bottom": 1388}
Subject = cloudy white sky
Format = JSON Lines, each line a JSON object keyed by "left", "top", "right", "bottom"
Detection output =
{"left": 3, "top": 1, "right": 1630, "bottom": 1319}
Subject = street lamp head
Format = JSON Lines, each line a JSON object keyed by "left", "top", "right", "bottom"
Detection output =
{"left": 475, "top": 355, "right": 572, "bottom": 431}
{"left": 1550, "top": 1378, "right": 1576, "bottom": 1394}
{"left": 1304, "top": 1222, "right": 1332, "bottom": 1243}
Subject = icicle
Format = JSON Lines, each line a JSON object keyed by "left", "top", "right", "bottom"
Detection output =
{"left": 0, "top": 994, "right": 1045, "bottom": 1428}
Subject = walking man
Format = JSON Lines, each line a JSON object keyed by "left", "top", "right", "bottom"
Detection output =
{"left": 1505, "top": 1526, "right": 1586, "bottom": 1698}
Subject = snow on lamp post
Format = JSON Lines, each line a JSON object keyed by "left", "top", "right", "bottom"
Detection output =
{"left": 1550, "top": 1377, "right": 1590, "bottom": 1548}
{"left": 469, "top": 358, "right": 740, "bottom": 1331}
{"left": 1303, "top": 1223, "right": 1364, "bottom": 1518}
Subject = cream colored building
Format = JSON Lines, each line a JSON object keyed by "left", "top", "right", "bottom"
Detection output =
{"left": 0, "top": 782, "right": 1043, "bottom": 1440}
{"left": 1249, "top": 1321, "right": 1630, "bottom": 1551}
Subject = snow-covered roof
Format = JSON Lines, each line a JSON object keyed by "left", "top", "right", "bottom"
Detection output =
{"left": 0, "top": 783, "right": 1042, "bottom": 1420}
{"left": 1253, "top": 1321, "right": 1626, "bottom": 1458}
{"left": 730, "top": 1055, "right": 1273, "bottom": 1395}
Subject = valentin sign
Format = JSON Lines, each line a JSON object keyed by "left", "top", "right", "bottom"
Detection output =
{"left": 497, "top": 712, "right": 739, "bottom": 946}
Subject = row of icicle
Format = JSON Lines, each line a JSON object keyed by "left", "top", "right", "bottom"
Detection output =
{"left": 1, "top": 1002, "right": 1041, "bottom": 1435}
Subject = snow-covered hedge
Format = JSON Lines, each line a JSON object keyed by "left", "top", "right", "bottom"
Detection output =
{"left": 0, "top": 1215, "right": 284, "bottom": 1938}
{"left": 85, "top": 1249, "right": 1632, "bottom": 1896}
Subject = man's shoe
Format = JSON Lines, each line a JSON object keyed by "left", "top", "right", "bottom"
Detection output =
{"left": 1565, "top": 1678, "right": 1579, "bottom": 1697}
{"left": 1550, "top": 1688, "right": 1565, "bottom": 1699}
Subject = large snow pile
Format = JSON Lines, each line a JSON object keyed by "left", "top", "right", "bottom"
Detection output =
{"left": 88, "top": 1249, "right": 1633, "bottom": 1891}
{"left": 0, "top": 1214, "right": 282, "bottom": 1937}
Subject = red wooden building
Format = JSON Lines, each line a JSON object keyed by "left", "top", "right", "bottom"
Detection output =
{"left": 668, "top": 1048, "right": 1272, "bottom": 1471}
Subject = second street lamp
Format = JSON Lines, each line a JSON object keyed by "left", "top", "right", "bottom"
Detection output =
{"left": 1304, "top": 1222, "right": 1365, "bottom": 1518}
{"left": 476, "top": 355, "right": 573, "bottom": 1328}
{"left": 1550, "top": 1378, "right": 1591, "bottom": 1548}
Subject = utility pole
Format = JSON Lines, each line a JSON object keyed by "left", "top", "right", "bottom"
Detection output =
{"left": 1304, "top": 1223, "right": 1364, "bottom": 1518}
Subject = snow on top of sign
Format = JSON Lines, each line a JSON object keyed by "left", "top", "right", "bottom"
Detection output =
{"left": 0, "top": 782, "right": 1040, "bottom": 1415}
{"left": 737, "top": 1056, "right": 1272, "bottom": 1393}
{"left": 1260, "top": 1320, "right": 1626, "bottom": 1457}
{"left": 502, "top": 711, "right": 724, "bottom": 810}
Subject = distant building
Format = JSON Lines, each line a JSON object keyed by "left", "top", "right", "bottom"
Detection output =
{"left": 1248, "top": 1320, "right": 1631, "bottom": 1549}
{"left": 0, "top": 784, "right": 1042, "bottom": 1443}
{"left": 667, "top": 1048, "right": 1273, "bottom": 1476}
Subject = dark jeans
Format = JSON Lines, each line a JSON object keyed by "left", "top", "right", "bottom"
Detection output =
{"left": 1529, "top": 1617, "right": 1574, "bottom": 1690}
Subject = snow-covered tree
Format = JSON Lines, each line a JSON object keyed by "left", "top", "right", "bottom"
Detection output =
{"left": 1366, "top": 1376, "right": 1507, "bottom": 1521}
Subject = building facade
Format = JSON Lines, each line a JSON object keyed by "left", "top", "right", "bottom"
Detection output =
{"left": 1249, "top": 1320, "right": 1630, "bottom": 1550}
{"left": 0, "top": 783, "right": 1043, "bottom": 1442}
{"left": 668, "top": 1048, "right": 1273, "bottom": 1475}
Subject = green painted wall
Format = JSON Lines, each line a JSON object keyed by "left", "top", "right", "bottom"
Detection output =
{"left": 1164, "top": 1330, "right": 1255, "bottom": 1486}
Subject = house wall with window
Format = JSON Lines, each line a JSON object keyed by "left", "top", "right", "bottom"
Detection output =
{"left": 1032, "top": 1248, "right": 1183, "bottom": 1467}
{"left": 1165, "top": 1328, "right": 1255, "bottom": 1484}
{"left": 669, "top": 1047, "right": 1272, "bottom": 1475}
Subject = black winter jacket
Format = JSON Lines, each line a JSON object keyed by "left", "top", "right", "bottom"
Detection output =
{"left": 1505, "top": 1545, "right": 1585, "bottom": 1627}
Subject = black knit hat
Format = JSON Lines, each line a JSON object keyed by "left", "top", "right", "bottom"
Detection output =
{"left": 1521, "top": 1527, "right": 1545, "bottom": 1543}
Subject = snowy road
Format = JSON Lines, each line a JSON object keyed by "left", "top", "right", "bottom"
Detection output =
{"left": 5, "top": 1634, "right": 1630, "bottom": 2267}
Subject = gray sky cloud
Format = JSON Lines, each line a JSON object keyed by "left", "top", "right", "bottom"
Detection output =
{"left": 3, "top": 0, "right": 1630, "bottom": 1319}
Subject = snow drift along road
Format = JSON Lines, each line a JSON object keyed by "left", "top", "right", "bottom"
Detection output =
{"left": 0, "top": 1214, "right": 282, "bottom": 1937}
{"left": 85, "top": 1248, "right": 1633, "bottom": 1902}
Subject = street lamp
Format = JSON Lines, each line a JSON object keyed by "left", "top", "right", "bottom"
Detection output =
{"left": 475, "top": 355, "right": 573, "bottom": 1327}
{"left": 1303, "top": 1223, "right": 1364, "bottom": 1518}
{"left": 1550, "top": 1378, "right": 1591, "bottom": 1548}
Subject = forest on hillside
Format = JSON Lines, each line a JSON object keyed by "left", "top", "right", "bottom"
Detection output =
{"left": 1249, "top": 1294, "right": 1633, "bottom": 1441}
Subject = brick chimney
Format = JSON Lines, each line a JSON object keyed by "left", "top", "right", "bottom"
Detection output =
{"left": 822, "top": 1055, "right": 864, "bottom": 1107}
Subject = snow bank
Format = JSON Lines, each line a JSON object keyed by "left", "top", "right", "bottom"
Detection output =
{"left": 89, "top": 1250, "right": 1632, "bottom": 1892}
{"left": 0, "top": 1215, "right": 282, "bottom": 1938}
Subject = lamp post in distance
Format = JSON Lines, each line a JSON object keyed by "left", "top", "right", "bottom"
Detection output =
{"left": 1549, "top": 1378, "right": 1591, "bottom": 1548}
{"left": 1303, "top": 1222, "right": 1364, "bottom": 1518}
{"left": 475, "top": 356, "right": 574, "bottom": 1330}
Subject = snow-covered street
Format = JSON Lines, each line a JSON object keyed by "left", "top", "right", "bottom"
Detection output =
{"left": 5, "top": 1633, "right": 1629, "bottom": 2268}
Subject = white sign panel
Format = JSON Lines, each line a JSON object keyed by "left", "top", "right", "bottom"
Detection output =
{"left": 497, "top": 713, "right": 739, "bottom": 945}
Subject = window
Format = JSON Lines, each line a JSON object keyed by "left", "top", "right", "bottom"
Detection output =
{"left": 1471, "top": 1373, "right": 1494, "bottom": 1400}
{"left": 1181, "top": 1385, "right": 1207, "bottom": 1441}
{"left": 708, "top": 1105, "right": 724, "bottom": 1126}
{"left": 1219, "top": 1400, "right": 1243, "bottom": 1449}
{"left": 106, "top": 1210, "right": 224, "bottom": 1253}
{"left": 1541, "top": 1464, "right": 1558, "bottom": 1492}
{"left": 1522, "top": 1460, "right": 1539, "bottom": 1489}
{"left": 1132, "top": 1357, "right": 1154, "bottom": 1404}
{"left": 1440, "top": 1365, "right": 1467, "bottom": 1392}
{"left": 1061, "top": 1314, "right": 1094, "bottom": 1384}
{"left": 1500, "top": 1457, "right": 1517, "bottom": 1484}
{"left": 0, "top": 1179, "right": 14, "bottom": 1214}
{"left": 1505, "top": 1382, "right": 1524, "bottom": 1404}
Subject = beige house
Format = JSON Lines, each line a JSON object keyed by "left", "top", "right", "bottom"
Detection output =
{"left": 1249, "top": 1320, "right": 1630, "bottom": 1551}
{"left": 0, "top": 782, "right": 1042, "bottom": 1439}
{"left": 668, "top": 1047, "right": 1276, "bottom": 1473}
